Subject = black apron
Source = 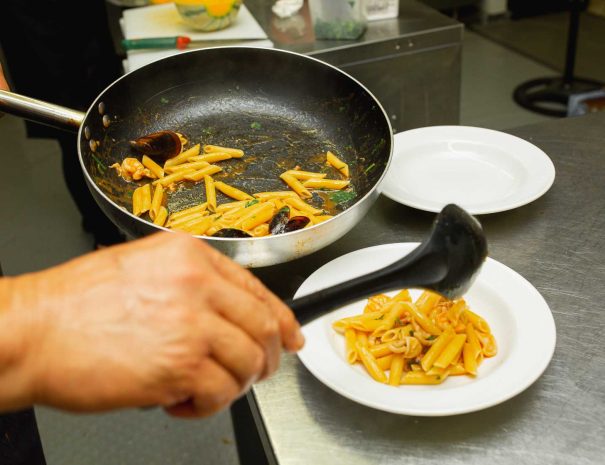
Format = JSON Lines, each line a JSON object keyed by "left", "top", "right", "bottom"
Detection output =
{"left": 0, "top": 0, "right": 124, "bottom": 244}
{"left": 0, "top": 5, "right": 122, "bottom": 457}
{"left": 0, "top": 409, "right": 47, "bottom": 465}
{"left": 0, "top": 0, "right": 122, "bottom": 137}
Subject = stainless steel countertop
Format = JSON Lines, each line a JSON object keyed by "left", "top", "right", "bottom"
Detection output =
{"left": 251, "top": 112, "right": 605, "bottom": 465}
{"left": 245, "top": 0, "right": 461, "bottom": 55}
{"left": 108, "top": 1, "right": 461, "bottom": 59}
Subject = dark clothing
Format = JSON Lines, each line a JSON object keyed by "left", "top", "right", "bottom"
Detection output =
{"left": 0, "top": 263, "right": 46, "bottom": 465}
{"left": 0, "top": 409, "right": 46, "bottom": 465}
{"left": 0, "top": 0, "right": 124, "bottom": 244}
{"left": 57, "top": 134, "right": 125, "bottom": 243}
{"left": 0, "top": 0, "right": 121, "bottom": 133}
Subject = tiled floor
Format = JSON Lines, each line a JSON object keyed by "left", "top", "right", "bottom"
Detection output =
{"left": 460, "top": 30, "right": 554, "bottom": 129}
{"left": 0, "top": 25, "right": 561, "bottom": 465}
{"left": 35, "top": 406, "right": 239, "bottom": 465}
{"left": 473, "top": 12, "right": 605, "bottom": 82}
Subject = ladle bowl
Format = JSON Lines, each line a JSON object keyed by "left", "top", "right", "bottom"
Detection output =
{"left": 288, "top": 204, "right": 488, "bottom": 325}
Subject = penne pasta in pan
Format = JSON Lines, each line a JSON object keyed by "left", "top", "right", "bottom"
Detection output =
{"left": 114, "top": 137, "right": 363, "bottom": 239}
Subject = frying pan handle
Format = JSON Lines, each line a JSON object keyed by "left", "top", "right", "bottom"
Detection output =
{"left": 0, "top": 89, "right": 85, "bottom": 132}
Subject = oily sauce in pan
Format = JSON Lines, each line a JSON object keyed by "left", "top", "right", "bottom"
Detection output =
{"left": 86, "top": 85, "right": 389, "bottom": 233}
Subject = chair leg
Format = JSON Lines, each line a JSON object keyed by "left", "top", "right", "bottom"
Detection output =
{"left": 513, "top": 0, "right": 603, "bottom": 116}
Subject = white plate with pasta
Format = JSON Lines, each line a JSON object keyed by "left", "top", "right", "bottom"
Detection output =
{"left": 381, "top": 126, "right": 556, "bottom": 214}
{"left": 296, "top": 243, "right": 556, "bottom": 416}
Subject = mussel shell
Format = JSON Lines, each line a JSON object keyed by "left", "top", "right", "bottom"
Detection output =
{"left": 269, "top": 206, "right": 291, "bottom": 235}
{"left": 284, "top": 216, "right": 310, "bottom": 233}
{"left": 212, "top": 228, "right": 252, "bottom": 238}
{"left": 130, "top": 130, "right": 182, "bottom": 160}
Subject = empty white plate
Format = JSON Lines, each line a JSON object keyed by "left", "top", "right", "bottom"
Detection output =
{"left": 381, "top": 126, "right": 556, "bottom": 214}
{"left": 296, "top": 243, "right": 557, "bottom": 416}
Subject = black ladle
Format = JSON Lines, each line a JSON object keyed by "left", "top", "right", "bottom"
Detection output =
{"left": 287, "top": 204, "right": 488, "bottom": 325}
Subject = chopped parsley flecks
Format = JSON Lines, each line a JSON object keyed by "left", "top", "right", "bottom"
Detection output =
{"left": 91, "top": 153, "right": 106, "bottom": 173}
{"left": 363, "top": 163, "right": 376, "bottom": 174}
{"left": 329, "top": 190, "right": 356, "bottom": 205}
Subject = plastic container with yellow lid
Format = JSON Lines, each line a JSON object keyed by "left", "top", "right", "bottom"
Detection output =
{"left": 174, "top": 0, "right": 242, "bottom": 31}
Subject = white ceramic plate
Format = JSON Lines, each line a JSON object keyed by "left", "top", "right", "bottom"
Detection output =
{"left": 381, "top": 126, "right": 556, "bottom": 214}
{"left": 296, "top": 243, "right": 556, "bottom": 416}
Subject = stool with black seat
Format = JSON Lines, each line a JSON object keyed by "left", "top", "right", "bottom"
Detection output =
{"left": 513, "top": 0, "right": 604, "bottom": 117}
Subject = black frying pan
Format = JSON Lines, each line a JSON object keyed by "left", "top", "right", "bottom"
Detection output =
{"left": 0, "top": 47, "right": 392, "bottom": 266}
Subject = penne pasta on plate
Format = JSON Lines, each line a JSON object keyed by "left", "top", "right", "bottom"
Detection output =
{"left": 333, "top": 290, "right": 497, "bottom": 385}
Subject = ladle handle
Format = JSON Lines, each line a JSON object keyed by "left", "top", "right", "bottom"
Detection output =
{"left": 0, "top": 89, "right": 84, "bottom": 131}
{"left": 286, "top": 251, "right": 447, "bottom": 325}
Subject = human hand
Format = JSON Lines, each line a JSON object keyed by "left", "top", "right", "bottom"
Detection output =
{"left": 0, "top": 233, "right": 303, "bottom": 418}
{"left": 0, "top": 63, "right": 8, "bottom": 91}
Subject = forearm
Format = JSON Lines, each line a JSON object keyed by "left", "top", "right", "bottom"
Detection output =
{"left": 0, "top": 234, "right": 303, "bottom": 417}
{"left": 0, "top": 275, "right": 40, "bottom": 411}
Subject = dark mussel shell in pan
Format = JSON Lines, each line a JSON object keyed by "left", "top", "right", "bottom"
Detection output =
{"left": 284, "top": 216, "right": 310, "bottom": 233}
{"left": 212, "top": 228, "right": 252, "bottom": 238}
{"left": 130, "top": 130, "right": 182, "bottom": 161}
{"left": 269, "top": 206, "right": 291, "bottom": 235}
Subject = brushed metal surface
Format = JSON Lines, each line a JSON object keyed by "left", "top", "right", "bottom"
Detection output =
{"left": 336, "top": 44, "right": 461, "bottom": 133}
{"left": 250, "top": 112, "right": 605, "bottom": 465}
{"left": 245, "top": 0, "right": 461, "bottom": 55}
{"left": 245, "top": 0, "right": 463, "bottom": 132}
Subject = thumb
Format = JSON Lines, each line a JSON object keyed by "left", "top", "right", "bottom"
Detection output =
{"left": 0, "top": 63, "right": 10, "bottom": 91}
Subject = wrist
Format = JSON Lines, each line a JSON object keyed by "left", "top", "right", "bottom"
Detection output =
{"left": 0, "top": 275, "right": 46, "bottom": 410}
